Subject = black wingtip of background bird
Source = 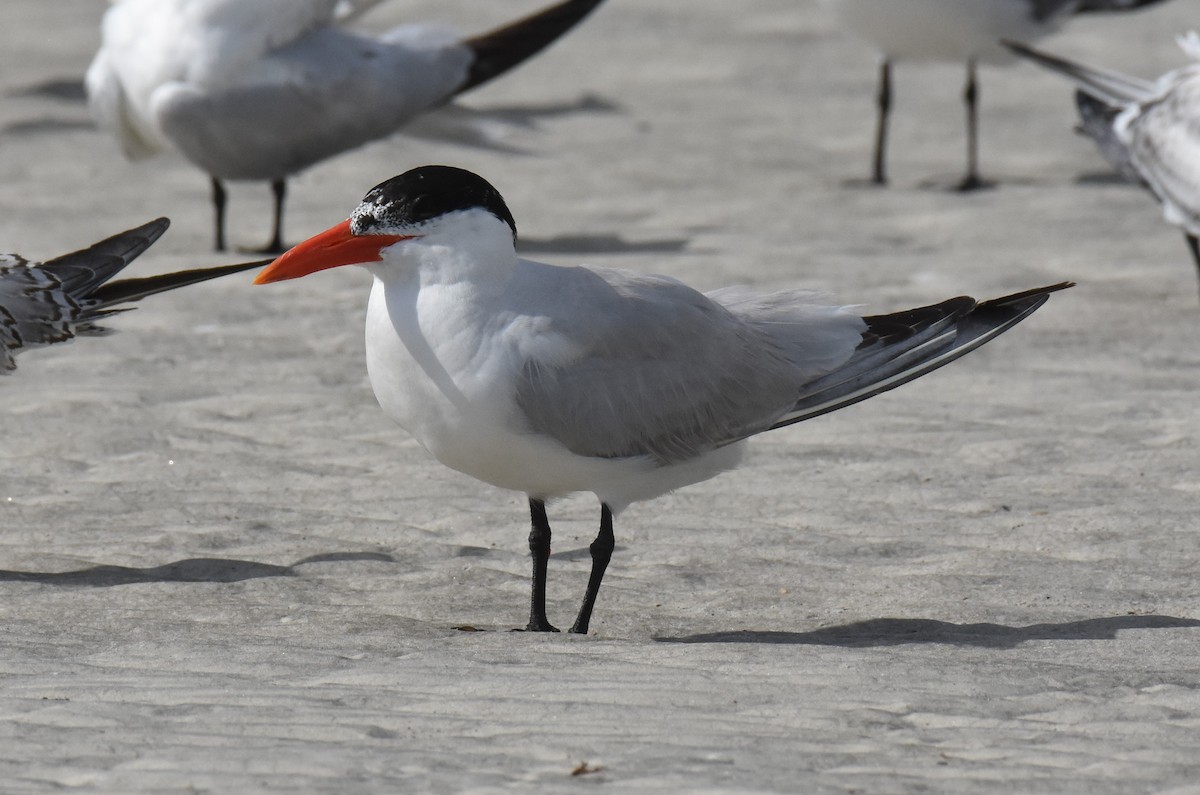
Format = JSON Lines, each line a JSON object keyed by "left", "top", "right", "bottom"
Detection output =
{"left": 30, "top": 216, "right": 268, "bottom": 310}
{"left": 87, "top": 257, "right": 271, "bottom": 309}
{"left": 38, "top": 217, "right": 171, "bottom": 298}
{"left": 1074, "top": 0, "right": 1173, "bottom": 14}
{"left": 458, "top": 0, "right": 606, "bottom": 95}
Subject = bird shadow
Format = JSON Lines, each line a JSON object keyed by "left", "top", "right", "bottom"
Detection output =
{"left": 6, "top": 76, "right": 86, "bottom": 102}
{"left": 1, "top": 77, "right": 92, "bottom": 137}
{"left": 518, "top": 233, "right": 690, "bottom": 256}
{"left": 1074, "top": 171, "right": 1137, "bottom": 187}
{"left": 657, "top": 615, "right": 1200, "bottom": 649}
{"left": 0, "top": 551, "right": 394, "bottom": 587}
{"left": 1, "top": 118, "right": 94, "bottom": 137}
{"left": 469, "top": 93, "right": 622, "bottom": 126}
{"left": 400, "top": 93, "right": 622, "bottom": 154}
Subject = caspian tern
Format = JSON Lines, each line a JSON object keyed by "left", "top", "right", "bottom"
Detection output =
{"left": 254, "top": 164, "right": 1072, "bottom": 634}
{"left": 822, "top": 0, "right": 1172, "bottom": 190}
{"left": 86, "top": 0, "right": 606, "bottom": 253}
{"left": 1006, "top": 37, "right": 1200, "bottom": 288}
{"left": 1, "top": 219, "right": 267, "bottom": 373}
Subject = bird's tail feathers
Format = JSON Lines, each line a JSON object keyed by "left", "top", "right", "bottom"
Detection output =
{"left": 459, "top": 0, "right": 605, "bottom": 94}
{"left": 768, "top": 283, "right": 1074, "bottom": 431}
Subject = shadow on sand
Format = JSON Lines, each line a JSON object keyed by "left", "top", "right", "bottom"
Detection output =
{"left": 658, "top": 615, "right": 1200, "bottom": 649}
{"left": 0, "top": 551, "right": 394, "bottom": 587}
{"left": 517, "top": 233, "right": 690, "bottom": 256}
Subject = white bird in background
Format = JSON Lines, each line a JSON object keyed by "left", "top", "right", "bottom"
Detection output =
{"left": 86, "top": 0, "right": 607, "bottom": 253}
{"left": 1, "top": 219, "right": 267, "bottom": 373}
{"left": 254, "top": 164, "right": 1071, "bottom": 634}
{"left": 822, "top": 0, "right": 1173, "bottom": 190}
{"left": 1006, "top": 36, "right": 1200, "bottom": 288}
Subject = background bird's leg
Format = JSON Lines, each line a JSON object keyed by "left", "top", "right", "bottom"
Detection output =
{"left": 872, "top": 59, "right": 892, "bottom": 185}
{"left": 525, "top": 498, "right": 559, "bottom": 632}
{"left": 265, "top": 179, "right": 287, "bottom": 253}
{"left": 210, "top": 176, "right": 227, "bottom": 252}
{"left": 957, "top": 59, "right": 988, "bottom": 191}
{"left": 1186, "top": 234, "right": 1200, "bottom": 298}
{"left": 242, "top": 179, "right": 289, "bottom": 255}
{"left": 569, "top": 503, "right": 615, "bottom": 635}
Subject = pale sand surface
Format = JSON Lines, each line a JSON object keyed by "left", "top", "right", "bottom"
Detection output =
{"left": 2, "top": 1, "right": 1199, "bottom": 792}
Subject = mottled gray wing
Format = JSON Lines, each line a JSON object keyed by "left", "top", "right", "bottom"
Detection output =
{"left": 0, "top": 219, "right": 168, "bottom": 371}
{"left": 0, "top": 257, "right": 79, "bottom": 371}
{"left": 1, "top": 218, "right": 264, "bottom": 374}
{"left": 512, "top": 269, "right": 864, "bottom": 464}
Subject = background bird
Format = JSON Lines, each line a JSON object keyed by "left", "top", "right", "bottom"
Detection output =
{"left": 1007, "top": 36, "right": 1200, "bottom": 288}
{"left": 254, "top": 164, "right": 1071, "bottom": 633}
{"left": 1, "top": 218, "right": 266, "bottom": 373}
{"left": 822, "top": 0, "right": 1174, "bottom": 189}
{"left": 86, "top": 0, "right": 607, "bottom": 253}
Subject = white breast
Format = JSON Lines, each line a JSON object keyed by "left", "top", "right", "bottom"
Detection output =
{"left": 362, "top": 274, "right": 745, "bottom": 512}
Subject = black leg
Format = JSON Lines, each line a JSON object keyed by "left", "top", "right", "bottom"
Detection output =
{"left": 569, "top": 504, "right": 615, "bottom": 635}
{"left": 957, "top": 60, "right": 988, "bottom": 192}
{"left": 525, "top": 498, "right": 559, "bottom": 632}
{"left": 210, "top": 175, "right": 227, "bottom": 252}
{"left": 872, "top": 59, "right": 892, "bottom": 185}
{"left": 266, "top": 179, "right": 287, "bottom": 254}
{"left": 241, "top": 179, "right": 289, "bottom": 255}
{"left": 1186, "top": 234, "right": 1200, "bottom": 297}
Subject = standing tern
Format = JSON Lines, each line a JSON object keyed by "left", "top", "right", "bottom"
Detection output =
{"left": 822, "top": 0, "right": 1172, "bottom": 189}
{"left": 86, "top": 0, "right": 606, "bottom": 253}
{"left": 1, "top": 218, "right": 268, "bottom": 373}
{"left": 254, "top": 164, "right": 1072, "bottom": 633}
{"left": 1006, "top": 37, "right": 1200, "bottom": 288}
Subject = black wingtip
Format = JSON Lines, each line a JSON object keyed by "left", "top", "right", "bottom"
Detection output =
{"left": 1074, "top": 88, "right": 1120, "bottom": 123}
{"left": 769, "top": 282, "right": 1073, "bottom": 431}
{"left": 1001, "top": 38, "right": 1072, "bottom": 72}
{"left": 974, "top": 282, "right": 1075, "bottom": 313}
{"left": 44, "top": 218, "right": 171, "bottom": 268}
{"left": 86, "top": 258, "right": 271, "bottom": 308}
{"left": 36, "top": 217, "right": 172, "bottom": 298}
{"left": 1074, "top": 0, "right": 1172, "bottom": 13}
{"left": 458, "top": 0, "right": 605, "bottom": 95}
{"left": 960, "top": 282, "right": 1074, "bottom": 342}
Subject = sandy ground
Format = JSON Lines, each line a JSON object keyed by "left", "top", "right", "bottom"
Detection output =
{"left": 2, "top": 0, "right": 1199, "bottom": 791}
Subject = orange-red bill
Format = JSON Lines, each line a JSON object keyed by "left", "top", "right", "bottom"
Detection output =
{"left": 253, "top": 219, "right": 414, "bottom": 284}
